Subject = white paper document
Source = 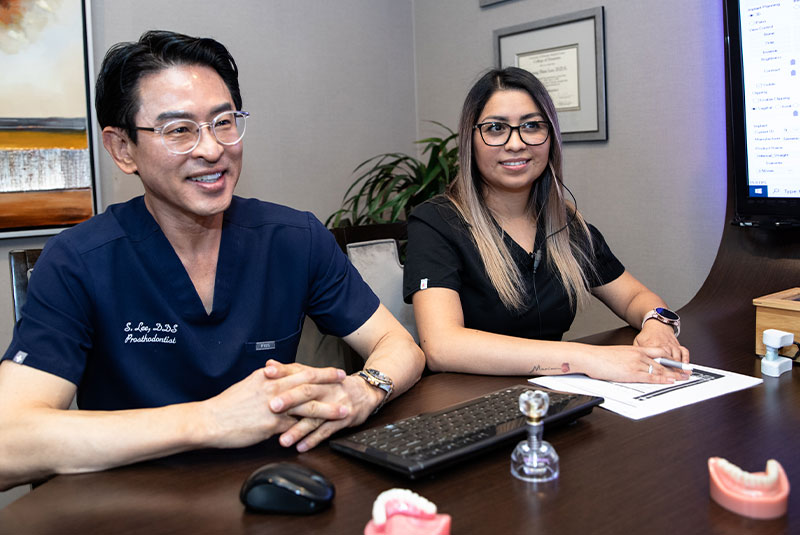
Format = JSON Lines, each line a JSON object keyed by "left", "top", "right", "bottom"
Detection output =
{"left": 529, "top": 365, "right": 763, "bottom": 420}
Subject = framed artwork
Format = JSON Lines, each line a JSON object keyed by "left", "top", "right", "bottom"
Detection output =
{"left": 0, "top": 0, "right": 98, "bottom": 238}
{"left": 494, "top": 7, "right": 607, "bottom": 142}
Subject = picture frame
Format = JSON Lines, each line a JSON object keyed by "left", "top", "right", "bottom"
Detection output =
{"left": 0, "top": 0, "right": 99, "bottom": 239}
{"left": 494, "top": 7, "right": 607, "bottom": 142}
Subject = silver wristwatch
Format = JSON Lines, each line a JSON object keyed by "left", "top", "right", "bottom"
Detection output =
{"left": 356, "top": 368, "right": 394, "bottom": 414}
{"left": 641, "top": 307, "right": 680, "bottom": 337}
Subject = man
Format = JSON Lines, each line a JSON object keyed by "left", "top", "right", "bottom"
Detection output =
{"left": 0, "top": 30, "right": 424, "bottom": 491}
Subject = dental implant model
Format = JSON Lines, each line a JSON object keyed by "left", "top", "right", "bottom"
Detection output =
{"left": 708, "top": 457, "right": 789, "bottom": 519}
{"left": 511, "top": 390, "right": 559, "bottom": 482}
{"left": 364, "top": 488, "right": 451, "bottom": 535}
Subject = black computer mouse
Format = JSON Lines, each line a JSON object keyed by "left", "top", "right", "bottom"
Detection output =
{"left": 239, "top": 461, "right": 335, "bottom": 514}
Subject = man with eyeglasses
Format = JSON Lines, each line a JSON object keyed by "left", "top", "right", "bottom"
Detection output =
{"left": 0, "top": 30, "right": 423, "bottom": 490}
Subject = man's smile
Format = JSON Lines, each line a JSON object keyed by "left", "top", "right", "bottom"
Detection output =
{"left": 187, "top": 171, "right": 223, "bottom": 183}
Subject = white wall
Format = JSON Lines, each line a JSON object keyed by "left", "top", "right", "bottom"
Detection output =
{"left": 88, "top": 0, "right": 418, "bottom": 215}
{"left": 412, "top": 0, "right": 728, "bottom": 338}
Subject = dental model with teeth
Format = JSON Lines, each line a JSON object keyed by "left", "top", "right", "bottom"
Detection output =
{"left": 364, "top": 489, "right": 451, "bottom": 535}
{"left": 0, "top": 30, "right": 424, "bottom": 491}
{"left": 404, "top": 67, "right": 690, "bottom": 384}
{"left": 708, "top": 457, "right": 789, "bottom": 519}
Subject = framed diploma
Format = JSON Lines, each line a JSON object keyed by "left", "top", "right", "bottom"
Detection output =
{"left": 494, "top": 7, "right": 607, "bottom": 142}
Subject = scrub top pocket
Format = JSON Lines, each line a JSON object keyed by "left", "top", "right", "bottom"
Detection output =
{"left": 244, "top": 326, "right": 303, "bottom": 364}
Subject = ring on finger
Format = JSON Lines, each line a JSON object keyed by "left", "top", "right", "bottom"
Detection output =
{"left": 648, "top": 364, "right": 653, "bottom": 374}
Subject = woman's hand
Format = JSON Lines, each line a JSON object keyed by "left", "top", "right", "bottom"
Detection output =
{"left": 592, "top": 272, "right": 690, "bottom": 366}
{"left": 634, "top": 319, "right": 690, "bottom": 363}
{"left": 581, "top": 344, "right": 691, "bottom": 384}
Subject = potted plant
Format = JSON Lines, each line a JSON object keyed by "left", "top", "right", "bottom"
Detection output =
{"left": 325, "top": 122, "right": 458, "bottom": 229}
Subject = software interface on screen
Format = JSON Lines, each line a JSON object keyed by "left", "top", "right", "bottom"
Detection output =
{"left": 740, "top": 0, "right": 800, "bottom": 199}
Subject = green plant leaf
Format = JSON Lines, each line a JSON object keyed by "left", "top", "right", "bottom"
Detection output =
{"left": 327, "top": 123, "right": 458, "bottom": 227}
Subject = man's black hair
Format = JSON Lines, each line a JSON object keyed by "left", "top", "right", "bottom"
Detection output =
{"left": 95, "top": 30, "right": 242, "bottom": 142}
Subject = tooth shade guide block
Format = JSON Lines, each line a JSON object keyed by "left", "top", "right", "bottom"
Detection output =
{"left": 708, "top": 458, "right": 790, "bottom": 520}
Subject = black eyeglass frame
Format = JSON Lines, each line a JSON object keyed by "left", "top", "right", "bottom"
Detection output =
{"left": 473, "top": 121, "right": 551, "bottom": 147}
{"left": 134, "top": 110, "right": 250, "bottom": 154}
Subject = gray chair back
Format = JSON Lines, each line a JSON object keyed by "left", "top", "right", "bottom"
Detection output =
{"left": 346, "top": 239, "right": 418, "bottom": 343}
{"left": 9, "top": 249, "right": 42, "bottom": 323}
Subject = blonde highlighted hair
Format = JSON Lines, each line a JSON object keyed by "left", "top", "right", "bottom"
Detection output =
{"left": 447, "top": 67, "right": 597, "bottom": 312}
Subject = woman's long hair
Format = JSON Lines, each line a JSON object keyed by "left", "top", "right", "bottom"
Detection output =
{"left": 447, "top": 67, "right": 596, "bottom": 312}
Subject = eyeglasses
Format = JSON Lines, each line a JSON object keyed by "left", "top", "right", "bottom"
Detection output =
{"left": 473, "top": 121, "right": 550, "bottom": 146}
{"left": 135, "top": 110, "right": 250, "bottom": 155}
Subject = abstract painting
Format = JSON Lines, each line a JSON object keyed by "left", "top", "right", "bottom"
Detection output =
{"left": 0, "top": 0, "right": 95, "bottom": 238}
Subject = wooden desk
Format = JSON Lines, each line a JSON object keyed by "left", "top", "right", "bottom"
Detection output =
{"left": 1, "top": 311, "right": 797, "bottom": 534}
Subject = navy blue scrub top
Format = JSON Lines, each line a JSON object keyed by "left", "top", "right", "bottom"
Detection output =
{"left": 2, "top": 196, "right": 379, "bottom": 410}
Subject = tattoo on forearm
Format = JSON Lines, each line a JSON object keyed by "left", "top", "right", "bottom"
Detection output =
{"left": 528, "top": 362, "right": 571, "bottom": 374}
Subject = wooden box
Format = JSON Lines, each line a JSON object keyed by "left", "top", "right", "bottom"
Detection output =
{"left": 753, "top": 288, "right": 800, "bottom": 356}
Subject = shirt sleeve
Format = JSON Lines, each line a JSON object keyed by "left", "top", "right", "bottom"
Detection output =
{"left": 403, "top": 199, "right": 465, "bottom": 303}
{"left": 304, "top": 213, "right": 380, "bottom": 337}
{"left": 1, "top": 234, "right": 94, "bottom": 385}
{"left": 586, "top": 223, "right": 625, "bottom": 287}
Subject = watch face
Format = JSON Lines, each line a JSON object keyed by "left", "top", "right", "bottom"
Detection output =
{"left": 360, "top": 368, "right": 393, "bottom": 399}
{"left": 656, "top": 307, "right": 679, "bottom": 321}
{"left": 365, "top": 368, "right": 391, "bottom": 384}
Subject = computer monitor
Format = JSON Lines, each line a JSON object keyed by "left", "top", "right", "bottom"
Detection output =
{"left": 724, "top": 0, "right": 800, "bottom": 227}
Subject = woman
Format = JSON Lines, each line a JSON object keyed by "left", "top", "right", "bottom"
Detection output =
{"left": 403, "top": 67, "right": 689, "bottom": 383}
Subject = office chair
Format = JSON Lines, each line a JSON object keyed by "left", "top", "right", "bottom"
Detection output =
{"left": 9, "top": 249, "right": 42, "bottom": 323}
{"left": 330, "top": 221, "right": 414, "bottom": 338}
{"left": 328, "top": 222, "right": 408, "bottom": 254}
{"left": 296, "top": 223, "right": 414, "bottom": 373}
{"left": 345, "top": 239, "right": 418, "bottom": 343}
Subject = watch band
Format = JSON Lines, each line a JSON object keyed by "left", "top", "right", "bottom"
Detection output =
{"left": 356, "top": 368, "right": 394, "bottom": 414}
{"left": 641, "top": 307, "right": 680, "bottom": 337}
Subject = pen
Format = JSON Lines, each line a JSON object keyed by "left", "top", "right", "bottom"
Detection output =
{"left": 654, "top": 357, "right": 694, "bottom": 371}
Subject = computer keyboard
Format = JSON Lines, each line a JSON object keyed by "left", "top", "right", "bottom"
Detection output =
{"left": 330, "top": 384, "right": 603, "bottom": 479}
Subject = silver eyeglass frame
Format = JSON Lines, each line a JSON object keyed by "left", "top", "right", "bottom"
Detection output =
{"left": 134, "top": 110, "right": 250, "bottom": 155}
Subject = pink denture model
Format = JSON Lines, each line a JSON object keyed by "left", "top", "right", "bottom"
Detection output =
{"left": 364, "top": 489, "right": 451, "bottom": 535}
{"left": 708, "top": 457, "right": 790, "bottom": 519}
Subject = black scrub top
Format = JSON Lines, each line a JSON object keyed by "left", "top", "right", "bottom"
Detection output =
{"left": 403, "top": 196, "right": 625, "bottom": 341}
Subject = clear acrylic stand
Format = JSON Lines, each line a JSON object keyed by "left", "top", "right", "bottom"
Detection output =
{"left": 511, "top": 390, "right": 559, "bottom": 482}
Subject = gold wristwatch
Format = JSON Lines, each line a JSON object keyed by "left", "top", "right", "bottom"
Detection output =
{"left": 356, "top": 368, "right": 394, "bottom": 414}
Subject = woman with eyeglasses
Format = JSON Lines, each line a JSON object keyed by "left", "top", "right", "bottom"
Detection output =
{"left": 403, "top": 67, "right": 690, "bottom": 383}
